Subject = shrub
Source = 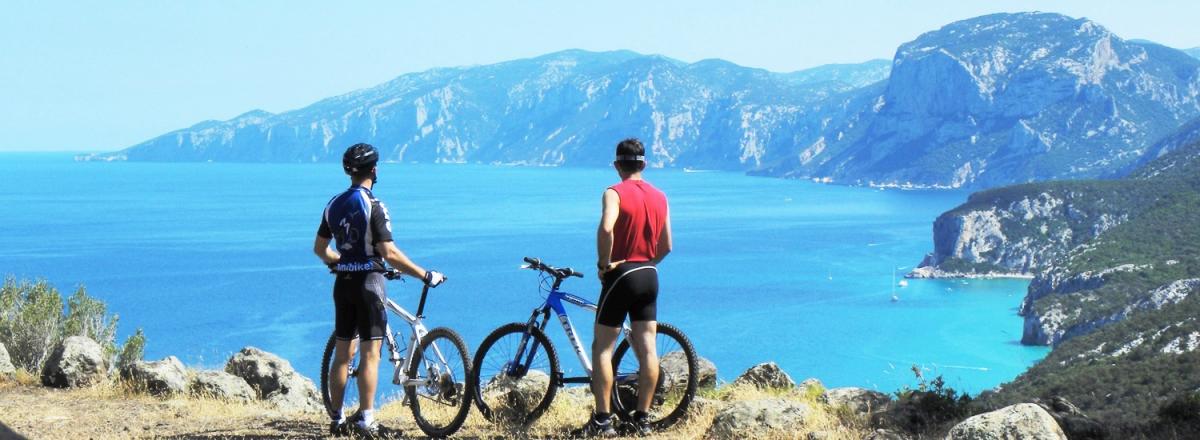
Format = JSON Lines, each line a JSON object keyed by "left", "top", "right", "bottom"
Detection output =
{"left": 888, "top": 365, "right": 974, "bottom": 434}
{"left": 0, "top": 277, "right": 138, "bottom": 373}
{"left": 117, "top": 328, "right": 146, "bottom": 369}
{"left": 1159, "top": 392, "right": 1200, "bottom": 425}
{"left": 0, "top": 277, "right": 65, "bottom": 371}
{"left": 64, "top": 286, "right": 119, "bottom": 356}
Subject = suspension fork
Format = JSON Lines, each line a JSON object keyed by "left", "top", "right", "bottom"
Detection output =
{"left": 508, "top": 306, "right": 550, "bottom": 376}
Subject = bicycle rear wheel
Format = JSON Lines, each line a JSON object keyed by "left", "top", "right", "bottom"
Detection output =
{"left": 470, "top": 322, "right": 560, "bottom": 426}
{"left": 610, "top": 322, "right": 698, "bottom": 429}
{"left": 405, "top": 326, "right": 472, "bottom": 438}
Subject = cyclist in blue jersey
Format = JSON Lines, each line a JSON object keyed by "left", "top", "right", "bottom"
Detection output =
{"left": 313, "top": 143, "right": 446, "bottom": 438}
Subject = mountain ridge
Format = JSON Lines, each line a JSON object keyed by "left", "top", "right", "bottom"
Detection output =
{"left": 90, "top": 12, "right": 1200, "bottom": 190}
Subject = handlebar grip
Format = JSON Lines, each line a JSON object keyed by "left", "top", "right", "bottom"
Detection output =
{"left": 523, "top": 257, "right": 539, "bottom": 265}
{"left": 570, "top": 270, "right": 584, "bottom": 278}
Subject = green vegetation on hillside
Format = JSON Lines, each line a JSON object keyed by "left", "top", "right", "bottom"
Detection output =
{"left": 976, "top": 133, "right": 1200, "bottom": 430}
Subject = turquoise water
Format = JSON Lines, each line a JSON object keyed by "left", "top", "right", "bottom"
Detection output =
{"left": 0, "top": 153, "right": 1047, "bottom": 393}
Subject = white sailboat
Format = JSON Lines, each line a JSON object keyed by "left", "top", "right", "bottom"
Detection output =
{"left": 891, "top": 265, "right": 907, "bottom": 302}
{"left": 891, "top": 268, "right": 900, "bottom": 302}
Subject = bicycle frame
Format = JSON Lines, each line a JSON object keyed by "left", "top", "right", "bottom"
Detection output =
{"left": 514, "top": 276, "right": 633, "bottom": 386}
{"left": 350, "top": 282, "right": 455, "bottom": 394}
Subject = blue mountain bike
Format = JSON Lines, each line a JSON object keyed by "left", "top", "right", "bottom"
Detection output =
{"left": 469, "top": 257, "right": 698, "bottom": 429}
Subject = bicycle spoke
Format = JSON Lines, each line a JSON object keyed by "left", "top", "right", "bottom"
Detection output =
{"left": 406, "top": 328, "right": 471, "bottom": 437}
{"left": 474, "top": 324, "right": 558, "bottom": 426}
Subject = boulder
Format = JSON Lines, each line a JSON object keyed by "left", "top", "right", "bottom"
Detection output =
{"left": 661, "top": 351, "right": 718, "bottom": 389}
{"left": 733, "top": 362, "right": 795, "bottom": 390}
{"left": 41, "top": 336, "right": 107, "bottom": 388}
{"left": 225, "top": 346, "right": 294, "bottom": 397}
{"left": 120, "top": 356, "right": 188, "bottom": 396}
{"left": 947, "top": 403, "right": 1067, "bottom": 440}
{"left": 265, "top": 374, "right": 323, "bottom": 414}
{"left": 224, "top": 347, "right": 322, "bottom": 412}
{"left": 480, "top": 369, "right": 552, "bottom": 420}
{"left": 705, "top": 398, "right": 811, "bottom": 440}
{"left": 190, "top": 370, "right": 255, "bottom": 402}
{"left": 0, "top": 343, "right": 14, "bottom": 377}
{"left": 1035, "top": 396, "right": 1107, "bottom": 440}
{"left": 822, "top": 387, "right": 892, "bottom": 414}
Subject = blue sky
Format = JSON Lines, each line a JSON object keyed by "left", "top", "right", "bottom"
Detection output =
{"left": 2, "top": 1, "right": 1198, "bottom": 152}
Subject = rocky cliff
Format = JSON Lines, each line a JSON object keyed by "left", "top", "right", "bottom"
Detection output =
{"left": 929, "top": 123, "right": 1200, "bottom": 426}
{"left": 778, "top": 13, "right": 1200, "bottom": 188}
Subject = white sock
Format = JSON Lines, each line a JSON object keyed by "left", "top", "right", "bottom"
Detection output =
{"left": 359, "top": 408, "right": 375, "bottom": 426}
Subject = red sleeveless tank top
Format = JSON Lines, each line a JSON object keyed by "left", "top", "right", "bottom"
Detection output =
{"left": 609, "top": 179, "right": 668, "bottom": 263}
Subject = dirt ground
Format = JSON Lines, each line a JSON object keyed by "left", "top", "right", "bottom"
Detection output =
{"left": 0, "top": 378, "right": 867, "bottom": 440}
{"left": 0, "top": 381, "right": 330, "bottom": 439}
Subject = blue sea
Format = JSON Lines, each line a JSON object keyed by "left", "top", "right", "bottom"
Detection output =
{"left": 0, "top": 153, "right": 1047, "bottom": 393}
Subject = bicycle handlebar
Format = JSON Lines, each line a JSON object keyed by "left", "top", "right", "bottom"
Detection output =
{"left": 523, "top": 257, "right": 584, "bottom": 279}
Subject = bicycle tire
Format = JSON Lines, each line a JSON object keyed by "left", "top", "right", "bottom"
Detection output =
{"left": 320, "top": 333, "right": 360, "bottom": 419}
{"left": 470, "top": 322, "right": 560, "bottom": 426}
{"left": 405, "top": 326, "right": 473, "bottom": 438}
{"left": 610, "top": 322, "right": 698, "bottom": 429}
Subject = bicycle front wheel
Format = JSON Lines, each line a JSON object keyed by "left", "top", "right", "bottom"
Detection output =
{"left": 320, "top": 333, "right": 361, "bottom": 419}
{"left": 470, "top": 322, "right": 560, "bottom": 427}
{"left": 405, "top": 326, "right": 472, "bottom": 438}
{"left": 611, "top": 321, "right": 698, "bottom": 429}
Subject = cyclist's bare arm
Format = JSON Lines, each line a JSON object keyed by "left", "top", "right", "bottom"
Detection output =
{"left": 375, "top": 240, "right": 430, "bottom": 279}
{"left": 596, "top": 188, "right": 623, "bottom": 275}
{"left": 651, "top": 211, "right": 672, "bottom": 265}
{"left": 313, "top": 235, "right": 340, "bottom": 265}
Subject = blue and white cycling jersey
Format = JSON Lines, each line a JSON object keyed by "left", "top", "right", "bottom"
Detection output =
{"left": 317, "top": 185, "right": 393, "bottom": 272}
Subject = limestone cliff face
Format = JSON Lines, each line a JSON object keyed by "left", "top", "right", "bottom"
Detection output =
{"left": 909, "top": 187, "right": 1144, "bottom": 278}
{"left": 917, "top": 121, "right": 1200, "bottom": 350}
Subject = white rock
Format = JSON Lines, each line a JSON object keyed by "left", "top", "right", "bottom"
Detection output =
{"left": 946, "top": 403, "right": 1067, "bottom": 440}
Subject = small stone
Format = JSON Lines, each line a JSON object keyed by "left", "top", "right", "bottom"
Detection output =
{"left": 863, "top": 428, "right": 910, "bottom": 440}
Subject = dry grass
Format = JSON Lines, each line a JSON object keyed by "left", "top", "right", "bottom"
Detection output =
{"left": 0, "top": 374, "right": 873, "bottom": 439}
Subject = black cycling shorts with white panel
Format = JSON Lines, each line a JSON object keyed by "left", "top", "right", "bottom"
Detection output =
{"left": 596, "top": 262, "right": 658, "bottom": 327}
{"left": 333, "top": 271, "right": 388, "bottom": 341}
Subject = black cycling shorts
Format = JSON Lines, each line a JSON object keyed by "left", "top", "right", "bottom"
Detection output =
{"left": 597, "top": 262, "right": 658, "bottom": 328}
{"left": 333, "top": 271, "right": 388, "bottom": 341}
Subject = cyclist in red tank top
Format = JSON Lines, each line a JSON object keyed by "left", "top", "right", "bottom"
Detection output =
{"left": 578, "top": 138, "right": 673, "bottom": 437}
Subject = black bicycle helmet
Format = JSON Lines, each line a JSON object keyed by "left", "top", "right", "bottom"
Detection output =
{"left": 342, "top": 143, "right": 379, "bottom": 175}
